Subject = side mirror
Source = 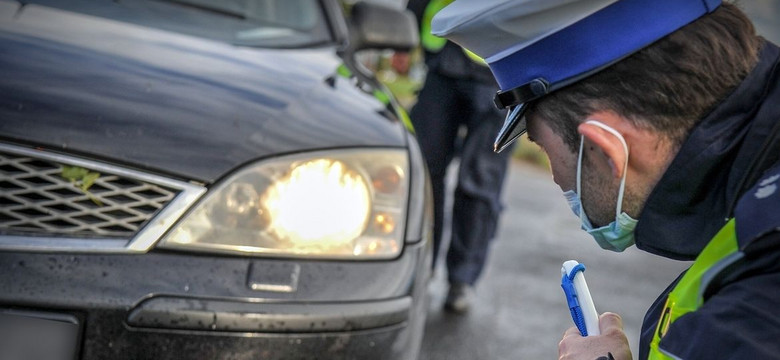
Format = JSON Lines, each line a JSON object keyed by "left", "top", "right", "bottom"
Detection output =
{"left": 347, "top": 2, "right": 419, "bottom": 52}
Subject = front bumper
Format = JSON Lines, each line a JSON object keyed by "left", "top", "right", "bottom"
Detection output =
{"left": 0, "top": 240, "right": 431, "bottom": 360}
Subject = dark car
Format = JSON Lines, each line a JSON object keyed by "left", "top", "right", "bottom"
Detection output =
{"left": 0, "top": 0, "right": 433, "bottom": 359}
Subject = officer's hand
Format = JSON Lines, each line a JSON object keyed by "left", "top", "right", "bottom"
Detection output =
{"left": 558, "top": 312, "right": 632, "bottom": 360}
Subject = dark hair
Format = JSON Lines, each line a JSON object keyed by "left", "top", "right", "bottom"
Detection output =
{"left": 527, "top": 2, "right": 763, "bottom": 153}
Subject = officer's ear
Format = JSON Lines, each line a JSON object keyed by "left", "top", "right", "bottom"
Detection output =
{"left": 577, "top": 117, "right": 628, "bottom": 179}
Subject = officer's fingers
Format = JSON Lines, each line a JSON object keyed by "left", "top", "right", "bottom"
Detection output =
{"left": 599, "top": 312, "right": 624, "bottom": 335}
{"left": 562, "top": 326, "right": 581, "bottom": 339}
{"left": 559, "top": 327, "right": 582, "bottom": 359}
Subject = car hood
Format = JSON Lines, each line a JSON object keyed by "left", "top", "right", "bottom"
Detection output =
{"left": 0, "top": 2, "right": 406, "bottom": 183}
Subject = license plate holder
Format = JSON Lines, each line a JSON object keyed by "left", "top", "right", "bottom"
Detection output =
{"left": 0, "top": 309, "right": 80, "bottom": 360}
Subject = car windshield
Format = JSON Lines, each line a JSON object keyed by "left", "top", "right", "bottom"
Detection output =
{"left": 18, "top": 0, "right": 333, "bottom": 48}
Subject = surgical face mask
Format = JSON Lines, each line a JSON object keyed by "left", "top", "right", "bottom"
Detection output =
{"left": 563, "top": 120, "right": 638, "bottom": 252}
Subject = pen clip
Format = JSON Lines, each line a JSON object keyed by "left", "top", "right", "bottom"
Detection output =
{"left": 561, "top": 263, "right": 588, "bottom": 336}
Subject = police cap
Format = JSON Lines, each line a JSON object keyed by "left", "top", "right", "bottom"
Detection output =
{"left": 431, "top": 0, "right": 722, "bottom": 152}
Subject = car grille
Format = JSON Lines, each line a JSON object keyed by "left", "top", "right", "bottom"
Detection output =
{"left": 0, "top": 144, "right": 204, "bottom": 252}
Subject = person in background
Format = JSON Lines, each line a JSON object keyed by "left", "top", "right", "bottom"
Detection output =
{"left": 432, "top": 0, "right": 780, "bottom": 358}
{"left": 402, "top": 0, "right": 516, "bottom": 314}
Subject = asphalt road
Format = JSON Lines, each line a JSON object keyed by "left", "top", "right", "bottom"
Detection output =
{"left": 419, "top": 159, "right": 691, "bottom": 359}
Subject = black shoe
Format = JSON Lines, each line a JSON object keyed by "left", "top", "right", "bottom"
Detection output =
{"left": 444, "top": 283, "right": 474, "bottom": 314}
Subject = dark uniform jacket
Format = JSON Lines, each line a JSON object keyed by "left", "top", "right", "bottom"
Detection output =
{"left": 637, "top": 40, "right": 780, "bottom": 359}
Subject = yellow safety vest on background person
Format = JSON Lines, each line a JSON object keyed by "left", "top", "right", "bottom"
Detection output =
{"left": 336, "top": 64, "right": 414, "bottom": 132}
{"left": 648, "top": 219, "right": 741, "bottom": 359}
{"left": 420, "top": 0, "right": 486, "bottom": 65}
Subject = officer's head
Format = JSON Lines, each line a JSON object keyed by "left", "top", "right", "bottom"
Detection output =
{"left": 527, "top": 3, "right": 761, "bottom": 156}
{"left": 432, "top": 0, "right": 762, "bottom": 236}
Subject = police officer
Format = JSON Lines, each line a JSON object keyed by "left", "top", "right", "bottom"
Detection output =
{"left": 405, "top": 0, "right": 516, "bottom": 313}
{"left": 432, "top": 0, "right": 780, "bottom": 358}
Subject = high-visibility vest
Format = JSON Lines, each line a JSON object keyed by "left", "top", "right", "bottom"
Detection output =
{"left": 420, "top": 0, "right": 486, "bottom": 65}
{"left": 648, "top": 219, "right": 742, "bottom": 359}
{"left": 335, "top": 64, "right": 414, "bottom": 133}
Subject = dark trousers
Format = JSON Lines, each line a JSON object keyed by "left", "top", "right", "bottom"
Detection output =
{"left": 410, "top": 70, "right": 514, "bottom": 286}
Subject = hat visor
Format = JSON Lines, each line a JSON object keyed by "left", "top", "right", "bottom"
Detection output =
{"left": 493, "top": 102, "right": 528, "bottom": 153}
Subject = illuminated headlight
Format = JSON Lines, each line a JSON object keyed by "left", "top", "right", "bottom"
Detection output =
{"left": 159, "top": 149, "right": 409, "bottom": 259}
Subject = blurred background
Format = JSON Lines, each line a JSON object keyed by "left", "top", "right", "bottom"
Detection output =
{"left": 349, "top": 0, "right": 780, "bottom": 172}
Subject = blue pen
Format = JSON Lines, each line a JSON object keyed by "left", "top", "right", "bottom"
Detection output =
{"left": 561, "top": 260, "right": 600, "bottom": 336}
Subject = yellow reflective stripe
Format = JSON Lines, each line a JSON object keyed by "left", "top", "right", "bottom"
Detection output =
{"left": 371, "top": 89, "right": 414, "bottom": 132}
{"left": 421, "top": 0, "right": 487, "bottom": 65}
{"left": 397, "top": 106, "right": 414, "bottom": 133}
{"left": 648, "top": 219, "right": 739, "bottom": 359}
{"left": 335, "top": 64, "right": 413, "bottom": 133}
{"left": 337, "top": 64, "right": 352, "bottom": 78}
{"left": 372, "top": 89, "right": 390, "bottom": 105}
{"left": 420, "top": 0, "right": 453, "bottom": 52}
{"left": 463, "top": 48, "right": 488, "bottom": 66}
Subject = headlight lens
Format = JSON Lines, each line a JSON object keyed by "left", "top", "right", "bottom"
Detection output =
{"left": 159, "top": 149, "right": 409, "bottom": 259}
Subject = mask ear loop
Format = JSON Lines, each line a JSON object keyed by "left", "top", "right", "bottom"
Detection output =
{"left": 583, "top": 120, "right": 630, "bottom": 218}
{"left": 576, "top": 134, "right": 586, "bottom": 225}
